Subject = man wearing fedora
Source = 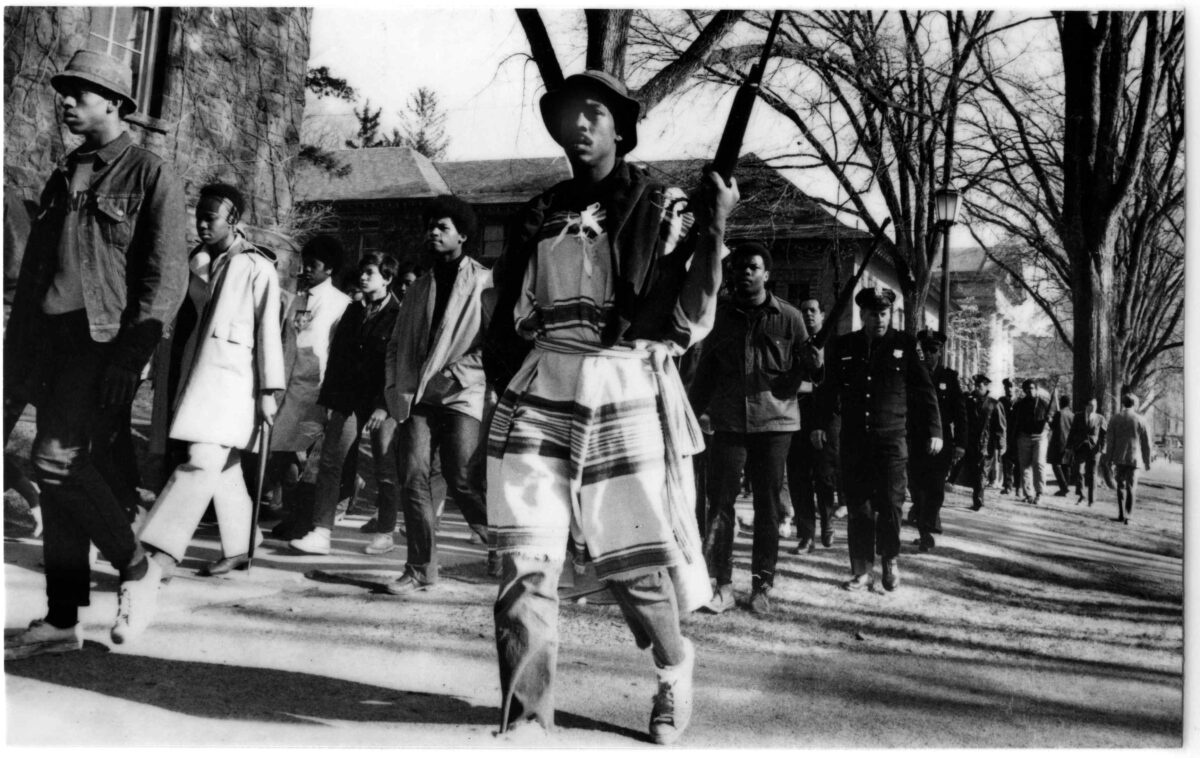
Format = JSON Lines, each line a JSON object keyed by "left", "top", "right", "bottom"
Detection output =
{"left": 810, "top": 286, "right": 940, "bottom": 592}
{"left": 483, "top": 69, "right": 737, "bottom": 744}
{"left": 5, "top": 49, "right": 186, "bottom": 660}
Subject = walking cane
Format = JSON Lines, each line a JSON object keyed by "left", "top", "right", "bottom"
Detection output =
{"left": 248, "top": 417, "right": 272, "bottom": 570}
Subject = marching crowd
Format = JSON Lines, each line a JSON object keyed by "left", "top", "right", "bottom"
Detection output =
{"left": 3, "top": 49, "right": 1155, "bottom": 745}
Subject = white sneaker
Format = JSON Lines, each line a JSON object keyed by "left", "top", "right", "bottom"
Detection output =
{"left": 364, "top": 532, "right": 396, "bottom": 555}
{"left": 5, "top": 619, "right": 81, "bottom": 660}
{"left": 112, "top": 558, "right": 165, "bottom": 645}
{"left": 650, "top": 637, "right": 694, "bottom": 745}
{"left": 289, "top": 527, "right": 332, "bottom": 555}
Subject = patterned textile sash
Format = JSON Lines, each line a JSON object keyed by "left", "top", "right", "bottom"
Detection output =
{"left": 491, "top": 336, "right": 710, "bottom": 612}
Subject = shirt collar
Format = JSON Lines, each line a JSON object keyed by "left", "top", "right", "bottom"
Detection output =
{"left": 60, "top": 131, "right": 132, "bottom": 172}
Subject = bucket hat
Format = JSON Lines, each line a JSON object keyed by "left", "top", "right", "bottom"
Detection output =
{"left": 540, "top": 70, "right": 640, "bottom": 155}
{"left": 51, "top": 49, "right": 137, "bottom": 115}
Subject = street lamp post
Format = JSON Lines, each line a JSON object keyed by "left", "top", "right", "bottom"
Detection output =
{"left": 933, "top": 186, "right": 962, "bottom": 337}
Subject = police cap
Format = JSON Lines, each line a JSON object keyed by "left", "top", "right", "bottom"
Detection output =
{"left": 916, "top": 329, "right": 947, "bottom": 351}
{"left": 855, "top": 285, "right": 896, "bottom": 310}
{"left": 972, "top": 373, "right": 991, "bottom": 386}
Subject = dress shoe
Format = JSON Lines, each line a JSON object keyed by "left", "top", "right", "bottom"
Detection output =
{"left": 1055, "top": 488, "right": 1069, "bottom": 497}
{"left": 821, "top": 531, "right": 834, "bottom": 548}
{"left": 842, "top": 573, "right": 871, "bottom": 592}
{"left": 289, "top": 527, "right": 332, "bottom": 555}
{"left": 700, "top": 585, "right": 735, "bottom": 614}
{"left": 1000, "top": 487, "right": 1010, "bottom": 495}
{"left": 788, "top": 537, "right": 813, "bottom": 555}
{"left": 748, "top": 587, "right": 772, "bottom": 616}
{"left": 970, "top": 503, "right": 983, "bottom": 511}
{"left": 198, "top": 553, "right": 251, "bottom": 576}
{"left": 270, "top": 518, "right": 310, "bottom": 541}
{"left": 916, "top": 536, "right": 935, "bottom": 553}
{"left": 385, "top": 569, "right": 434, "bottom": 596}
{"left": 881, "top": 558, "right": 900, "bottom": 591}
{"left": 359, "top": 517, "right": 380, "bottom": 534}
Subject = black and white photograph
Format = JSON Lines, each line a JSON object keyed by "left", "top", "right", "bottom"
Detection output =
{"left": 1, "top": 4, "right": 1186, "bottom": 748}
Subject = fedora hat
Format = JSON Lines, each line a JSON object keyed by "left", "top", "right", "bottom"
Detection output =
{"left": 540, "top": 70, "right": 640, "bottom": 155}
{"left": 51, "top": 49, "right": 138, "bottom": 115}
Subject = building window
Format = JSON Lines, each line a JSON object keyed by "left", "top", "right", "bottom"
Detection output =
{"left": 481, "top": 223, "right": 506, "bottom": 262}
{"left": 86, "top": 7, "right": 171, "bottom": 117}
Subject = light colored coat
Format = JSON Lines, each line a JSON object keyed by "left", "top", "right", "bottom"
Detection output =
{"left": 385, "top": 256, "right": 492, "bottom": 423}
{"left": 1106, "top": 408, "right": 1152, "bottom": 469}
{"left": 271, "top": 276, "right": 351, "bottom": 451}
{"left": 169, "top": 238, "right": 285, "bottom": 451}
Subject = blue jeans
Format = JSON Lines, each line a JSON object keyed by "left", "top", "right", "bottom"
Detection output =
{"left": 494, "top": 553, "right": 686, "bottom": 731}
{"left": 395, "top": 404, "right": 486, "bottom": 580}
{"left": 705, "top": 431, "right": 793, "bottom": 590}
{"left": 30, "top": 312, "right": 140, "bottom": 612}
{"left": 313, "top": 405, "right": 399, "bottom": 530}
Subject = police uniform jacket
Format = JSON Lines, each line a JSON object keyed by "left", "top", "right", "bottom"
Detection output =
{"left": 965, "top": 391, "right": 1006, "bottom": 458}
{"left": 689, "top": 293, "right": 811, "bottom": 433}
{"left": 815, "top": 327, "right": 940, "bottom": 443}
{"left": 922, "top": 365, "right": 967, "bottom": 452}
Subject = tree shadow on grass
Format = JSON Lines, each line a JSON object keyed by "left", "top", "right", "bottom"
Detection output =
{"left": 5, "top": 645, "right": 646, "bottom": 741}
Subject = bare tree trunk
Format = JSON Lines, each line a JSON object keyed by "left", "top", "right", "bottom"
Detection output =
{"left": 585, "top": 9, "right": 632, "bottom": 77}
{"left": 516, "top": 10, "right": 564, "bottom": 89}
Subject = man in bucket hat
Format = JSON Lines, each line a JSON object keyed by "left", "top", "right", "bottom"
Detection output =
{"left": 484, "top": 69, "right": 738, "bottom": 744}
{"left": 810, "top": 286, "right": 941, "bottom": 592}
{"left": 4, "top": 49, "right": 187, "bottom": 660}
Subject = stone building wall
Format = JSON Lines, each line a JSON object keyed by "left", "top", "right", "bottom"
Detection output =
{"left": 4, "top": 6, "right": 311, "bottom": 231}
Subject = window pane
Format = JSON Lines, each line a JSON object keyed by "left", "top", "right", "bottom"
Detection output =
{"left": 89, "top": 7, "right": 113, "bottom": 38}
{"left": 113, "top": 7, "right": 135, "bottom": 48}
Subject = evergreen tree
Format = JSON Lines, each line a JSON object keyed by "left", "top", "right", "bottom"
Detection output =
{"left": 397, "top": 87, "right": 450, "bottom": 160}
{"left": 345, "top": 99, "right": 384, "bottom": 149}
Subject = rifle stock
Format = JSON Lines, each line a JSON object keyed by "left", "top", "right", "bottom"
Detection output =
{"left": 812, "top": 218, "right": 893, "bottom": 349}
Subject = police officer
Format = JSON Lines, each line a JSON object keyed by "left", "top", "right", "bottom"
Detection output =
{"left": 963, "top": 374, "right": 1007, "bottom": 511}
{"left": 811, "top": 286, "right": 940, "bottom": 591}
{"left": 907, "top": 330, "right": 966, "bottom": 552}
{"left": 998, "top": 378, "right": 1018, "bottom": 494}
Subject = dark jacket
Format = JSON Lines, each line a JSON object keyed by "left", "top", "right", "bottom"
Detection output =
{"left": 1048, "top": 407, "right": 1075, "bottom": 462}
{"left": 484, "top": 160, "right": 700, "bottom": 391}
{"left": 7, "top": 131, "right": 187, "bottom": 378}
{"left": 816, "top": 327, "right": 940, "bottom": 442}
{"left": 318, "top": 293, "right": 401, "bottom": 414}
{"left": 965, "top": 391, "right": 1006, "bottom": 458}
{"left": 1012, "top": 392, "right": 1051, "bottom": 435}
{"left": 1067, "top": 411, "right": 1107, "bottom": 455}
{"left": 689, "top": 294, "right": 811, "bottom": 433}
{"left": 923, "top": 365, "right": 968, "bottom": 452}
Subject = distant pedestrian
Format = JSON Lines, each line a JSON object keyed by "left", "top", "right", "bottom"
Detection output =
{"left": 1012, "top": 378, "right": 1051, "bottom": 504}
{"left": 4, "top": 50, "right": 187, "bottom": 661}
{"left": 962, "top": 374, "right": 1007, "bottom": 511}
{"left": 786, "top": 298, "right": 838, "bottom": 555}
{"left": 483, "top": 69, "right": 737, "bottom": 743}
{"left": 689, "top": 242, "right": 818, "bottom": 616}
{"left": 1105, "top": 393, "right": 1152, "bottom": 524}
{"left": 1067, "top": 398, "right": 1107, "bottom": 506}
{"left": 998, "top": 378, "right": 1018, "bottom": 493}
{"left": 906, "top": 330, "right": 966, "bottom": 551}
{"left": 812, "top": 286, "right": 941, "bottom": 592}
{"left": 1048, "top": 393, "right": 1075, "bottom": 496}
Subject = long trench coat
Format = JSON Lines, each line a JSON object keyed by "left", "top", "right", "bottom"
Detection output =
{"left": 169, "top": 238, "right": 286, "bottom": 451}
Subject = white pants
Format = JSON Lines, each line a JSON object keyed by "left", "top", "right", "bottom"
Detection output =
{"left": 139, "top": 443, "right": 260, "bottom": 562}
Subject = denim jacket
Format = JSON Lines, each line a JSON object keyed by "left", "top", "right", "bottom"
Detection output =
{"left": 8, "top": 132, "right": 187, "bottom": 374}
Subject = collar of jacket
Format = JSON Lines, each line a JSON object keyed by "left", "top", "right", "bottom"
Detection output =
{"left": 727, "top": 293, "right": 782, "bottom": 316}
{"left": 56, "top": 130, "right": 133, "bottom": 173}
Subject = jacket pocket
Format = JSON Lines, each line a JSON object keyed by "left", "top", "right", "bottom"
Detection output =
{"left": 226, "top": 320, "right": 255, "bottom": 346}
{"left": 94, "top": 193, "right": 142, "bottom": 249}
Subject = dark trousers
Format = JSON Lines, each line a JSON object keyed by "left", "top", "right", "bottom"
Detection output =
{"left": 1114, "top": 464, "right": 1138, "bottom": 518}
{"left": 1051, "top": 463, "right": 1071, "bottom": 493}
{"left": 909, "top": 450, "right": 951, "bottom": 540}
{"left": 30, "top": 312, "right": 139, "bottom": 614}
{"left": 396, "top": 404, "right": 487, "bottom": 581}
{"left": 842, "top": 431, "right": 907, "bottom": 576}
{"left": 313, "top": 404, "right": 398, "bottom": 530}
{"left": 786, "top": 423, "right": 837, "bottom": 543}
{"left": 964, "top": 451, "right": 988, "bottom": 510}
{"left": 494, "top": 553, "right": 685, "bottom": 731}
{"left": 1075, "top": 449, "right": 1099, "bottom": 504}
{"left": 705, "top": 431, "right": 792, "bottom": 590}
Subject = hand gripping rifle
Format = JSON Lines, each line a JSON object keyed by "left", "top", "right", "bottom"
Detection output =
{"left": 710, "top": 11, "right": 785, "bottom": 183}
{"left": 812, "top": 217, "right": 894, "bottom": 349}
